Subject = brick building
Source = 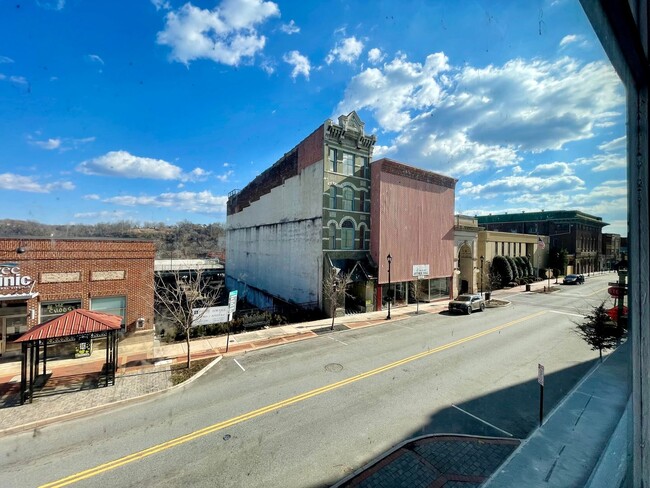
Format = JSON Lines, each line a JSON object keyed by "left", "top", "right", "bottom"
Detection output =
{"left": 0, "top": 237, "right": 155, "bottom": 358}
{"left": 477, "top": 210, "right": 608, "bottom": 274}
{"left": 226, "top": 111, "right": 376, "bottom": 314}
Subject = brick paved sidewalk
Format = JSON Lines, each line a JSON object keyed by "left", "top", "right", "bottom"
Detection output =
{"left": 334, "top": 435, "right": 520, "bottom": 488}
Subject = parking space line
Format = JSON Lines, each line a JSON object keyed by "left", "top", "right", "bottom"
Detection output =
{"left": 326, "top": 335, "right": 349, "bottom": 346}
{"left": 233, "top": 359, "right": 246, "bottom": 371}
{"left": 451, "top": 404, "right": 514, "bottom": 437}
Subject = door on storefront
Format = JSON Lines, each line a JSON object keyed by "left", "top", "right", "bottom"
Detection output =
{"left": 1, "top": 314, "right": 27, "bottom": 356}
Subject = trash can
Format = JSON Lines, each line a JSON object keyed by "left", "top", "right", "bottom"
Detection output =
{"left": 525, "top": 284, "right": 531, "bottom": 291}
{"left": 484, "top": 292, "right": 491, "bottom": 301}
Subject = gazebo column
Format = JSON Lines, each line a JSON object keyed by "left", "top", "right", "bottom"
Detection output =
{"left": 105, "top": 334, "right": 110, "bottom": 387}
{"left": 20, "top": 342, "right": 27, "bottom": 405}
{"left": 28, "top": 343, "right": 35, "bottom": 404}
{"left": 42, "top": 339, "right": 48, "bottom": 376}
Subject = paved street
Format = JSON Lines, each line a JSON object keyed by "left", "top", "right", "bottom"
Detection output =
{"left": 0, "top": 275, "right": 611, "bottom": 487}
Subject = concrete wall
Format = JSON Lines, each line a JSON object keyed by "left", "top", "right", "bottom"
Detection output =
{"left": 226, "top": 161, "right": 324, "bottom": 307}
{"left": 370, "top": 158, "right": 456, "bottom": 285}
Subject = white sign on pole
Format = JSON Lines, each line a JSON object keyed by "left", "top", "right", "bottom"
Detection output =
{"left": 538, "top": 363, "right": 545, "bottom": 386}
{"left": 228, "top": 290, "right": 238, "bottom": 321}
{"left": 192, "top": 306, "right": 229, "bottom": 327}
{"left": 412, "top": 264, "right": 430, "bottom": 277}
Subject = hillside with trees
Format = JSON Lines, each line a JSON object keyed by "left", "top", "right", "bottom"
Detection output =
{"left": 0, "top": 219, "right": 225, "bottom": 259}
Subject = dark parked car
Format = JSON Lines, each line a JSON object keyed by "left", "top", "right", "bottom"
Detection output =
{"left": 448, "top": 294, "right": 485, "bottom": 314}
{"left": 563, "top": 274, "right": 584, "bottom": 285}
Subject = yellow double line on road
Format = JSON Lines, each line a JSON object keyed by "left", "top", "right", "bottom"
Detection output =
{"left": 41, "top": 310, "right": 545, "bottom": 487}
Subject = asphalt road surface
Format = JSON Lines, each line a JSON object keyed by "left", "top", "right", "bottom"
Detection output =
{"left": 0, "top": 275, "right": 612, "bottom": 488}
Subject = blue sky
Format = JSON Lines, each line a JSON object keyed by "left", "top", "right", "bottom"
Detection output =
{"left": 0, "top": 0, "right": 626, "bottom": 235}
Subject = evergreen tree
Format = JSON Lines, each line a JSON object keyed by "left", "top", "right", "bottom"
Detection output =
{"left": 575, "top": 301, "right": 626, "bottom": 361}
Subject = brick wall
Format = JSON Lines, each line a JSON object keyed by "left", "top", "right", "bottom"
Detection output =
{"left": 0, "top": 238, "right": 155, "bottom": 333}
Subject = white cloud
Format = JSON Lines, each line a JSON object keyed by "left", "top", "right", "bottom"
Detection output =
{"left": 280, "top": 20, "right": 300, "bottom": 34}
{"left": 151, "top": 0, "right": 171, "bottom": 10}
{"left": 86, "top": 54, "right": 104, "bottom": 65}
{"left": 559, "top": 35, "right": 578, "bottom": 47}
{"left": 157, "top": 0, "right": 280, "bottom": 66}
{"left": 283, "top": 50, "right": 311, "bottom": 80}
{"left": 368, "top": 48, "right": 385, "bottom": 64}
{"left": 326, "top": 36, "right": 364, "bottom": 65}
{"left": 104, "top": 190, "right": 228, "bottom": 214}
{"left": 339, "top": 53, "right": 622, "bottom": 176}
{"left": 0, "top": 173, "right": 74, "bottom": 193}
{"left": 528, "top": 161, "right": 573, "bottom": 177}
{"left": 74, "top": 210, "right": 130, "bottom": 220}
{"left": 598, "top": 135, "right": 626, "bottom": 152}
{"left": 458, "top": 174, "right": 585, "bottom": 198}
{"left": 77, "top": 151, "right": 208, "bottom": 181}
{"left": 33, "top": 138, "right": 62, "bottom": 150}
{"left": 36, "top": 0, "right": 65, "bottom": 10}
{"left": 216, "top": 170, "right": 234, "bottom": 182}
{"left": 0, "top": 56, "right": 13, "bottom": 64}
{"left": 83, "top": 194, "right": 101, "bottom": 200}
{"left": 29, "top": 135, "right": 95, "bottom": 151}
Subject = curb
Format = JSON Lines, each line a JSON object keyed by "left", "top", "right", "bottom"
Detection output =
{"left": 331, "top": 433, "right": 520, "bottom": 488}
{"left": 0, "top": 356, "right": 223, "bottom": 438}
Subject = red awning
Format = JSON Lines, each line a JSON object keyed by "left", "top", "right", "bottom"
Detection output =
{"left": 14, "top": 309, "right": 122, "bottom": 342}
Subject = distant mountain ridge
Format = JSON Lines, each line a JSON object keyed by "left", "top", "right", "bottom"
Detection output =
{"left": 0, "top": 219, "right": 225, "bottom": 259}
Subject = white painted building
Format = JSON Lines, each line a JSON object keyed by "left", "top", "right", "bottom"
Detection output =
{"left": 226, "top": 112, "right": 376, "bottom": 312}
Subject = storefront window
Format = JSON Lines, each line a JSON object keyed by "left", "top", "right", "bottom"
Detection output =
{"left": 91, "top": 296, "right": 126, "bottom": 329}
{"left": 40, "top": 300, "right": 82, "bottom": 323}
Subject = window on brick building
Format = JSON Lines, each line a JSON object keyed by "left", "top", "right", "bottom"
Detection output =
{"left": 91, "top": 296, "right": 126, "bottom": 330}
{"left": 341, "top": 220, "right": 354, "bottom": 250}
{"left": 342, "top": 187, "right": 354, "bottom": 211}
{"left": 329, "top": 223, "right": 336, "bottom": 249}
{"left": 40, "top": 300, "right": 82, "bottom": 323}
{"left": 330, "top": 186, "right": 337, "bottom": 208}
{"left": 329, "top": 148, "right": 338, "bottom": 172}
{"left": 342, "top": 152, "right": 354, "bottom": 176}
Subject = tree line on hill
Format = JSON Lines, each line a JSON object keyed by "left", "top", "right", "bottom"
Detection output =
{"left": 0, "top": 219, "right": 226, "bottom": 259}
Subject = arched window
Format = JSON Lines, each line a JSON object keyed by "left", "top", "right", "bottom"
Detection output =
{"left": 342, "top": 187, "right": 354, "bottom": 211}
{"left": 330, "top": 186, "right": 337, "bottom": 208}
{"left": 329, "top": 223, "right": 336, "bottom": 249}
{"left": 341, "top": 220, "right": 354, "bottom": 249}
{"left": 359, "top": 224, "right": 368, "bottom": 250}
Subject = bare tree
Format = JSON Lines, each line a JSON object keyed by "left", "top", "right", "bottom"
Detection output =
{"left": 154, "top": 268, "right": 222, "bottom": 368}
{"left": 322, "top": 267, "right": 353, "bottom": 331}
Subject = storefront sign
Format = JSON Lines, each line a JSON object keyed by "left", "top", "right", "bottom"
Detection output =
{"left": 0, "top": 262, "right": 33, "bottom": 290}
{"left": 43, "top": 301, "right": 82, "bottom": 316}
{"left": 412, "top": 264, "right": 430, "bottom": 277}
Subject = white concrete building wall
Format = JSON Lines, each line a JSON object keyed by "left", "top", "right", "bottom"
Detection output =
{"left": 226, "top": 162, "right": 324, "bottom": 307}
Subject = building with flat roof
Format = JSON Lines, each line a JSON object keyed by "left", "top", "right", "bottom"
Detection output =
{"left": 0, "top": 237, "right": 155, "bottom": 358}
{"left": 477, "top": 210, "right": 608, "bottom": 274}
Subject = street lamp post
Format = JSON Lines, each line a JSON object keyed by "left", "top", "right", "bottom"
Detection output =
{"left": 386, "top": 254, "right": 392, "bottom": 320}
{"left": 481, "top": 256, "right": 485, "bottom": 298}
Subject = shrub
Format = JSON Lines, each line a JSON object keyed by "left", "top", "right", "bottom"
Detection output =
{"left": 505, "top": 256, "right": 519, "bottom": 279}
{"left": 492, "top": 256, "right": 512, "bottom": 286}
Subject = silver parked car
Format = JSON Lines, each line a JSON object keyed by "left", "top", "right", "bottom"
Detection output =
{"left": 448, "top": 294, "right": 485, "bottom": 315}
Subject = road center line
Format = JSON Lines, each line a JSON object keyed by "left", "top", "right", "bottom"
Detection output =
{"left": 40, "top": 310, "right": 545, "bottom": 488}
{"left": 233, "top": 359, "right": 246, "bottom": 371}
{"left": 451, "top": 404, "right": 514, "bottom": 437}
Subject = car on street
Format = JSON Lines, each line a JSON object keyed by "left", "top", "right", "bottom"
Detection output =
{"left": 448, "top": 294, "right": 485, "bottom": 314}
{"left": 563, "top": 274, "right": 584, "bottom": 285}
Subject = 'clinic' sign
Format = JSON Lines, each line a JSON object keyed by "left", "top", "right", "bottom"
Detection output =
{"left": 0, "top": 263, "right": 34, "bottom": 290}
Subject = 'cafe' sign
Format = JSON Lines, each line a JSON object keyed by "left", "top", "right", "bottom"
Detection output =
{"left": 0, "top": 263, "right": 34, "bottom": 290}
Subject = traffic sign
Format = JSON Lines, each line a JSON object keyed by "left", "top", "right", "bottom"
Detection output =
{"left": 608, "top": 286, "right": 627, "bottom": 298}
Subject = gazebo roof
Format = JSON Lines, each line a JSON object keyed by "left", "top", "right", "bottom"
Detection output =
{"left": 15, "top": 309, "right": 122, "bottom": 342}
